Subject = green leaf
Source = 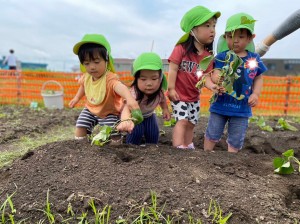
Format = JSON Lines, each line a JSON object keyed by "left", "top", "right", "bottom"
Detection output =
{"left": 163, "top": 120, "right": 171, "bottom": 127}
{"left": 171, "top": 117, "right": 176, "bottom": 126}
{"left": 273, "top": 156, "right": 294, "bottom": 174}
{"left": 282, "top": 149, "right": 294, "bottom": 158}
{"left": 275, "top": 165, "right": 294, "bottom": 175}
{"left": 249, "top": 116, "right": 258, "bottom": 123}
{"left": 257, "top": 117, "right": 266, "bottom": 127}
{"left": 293, "top": 117, "right": 300, "bottom": 124}
{"left": 277, "top": 118, "right": 298, "bottom": 131}
{"left": 131, "top": 109, "right": 144, "bottom": 125}
{"left": 240, "top": 16, "right": 256, "bottom": 25}
{"left": 260, "top": 125, "right": 273, "bottom": 132}
{"left": 229, "top": 52, "right": 243, "bottom": 72}
{"left": 273, "top": 157, "right": 285, "bottom": 169}
{"left": 98, "top": 125, "right": 113, "bottom": 141}
{"left": 91, "top": 125, "right": 113, "bottom": 146}
{"left": 199, "top": 55, "right": 214, "bottom": 71}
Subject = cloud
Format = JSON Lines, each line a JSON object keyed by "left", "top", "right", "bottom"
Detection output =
{"left": 1, "top": 0, "right": 299, "bottom": 71}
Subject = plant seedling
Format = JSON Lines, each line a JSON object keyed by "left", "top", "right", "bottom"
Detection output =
{"left": 276, "top": 118, "right": 298, "bottom": 131}
{"left": 196, "top": 51, "right": 244, "bottom": 104}
{"left": 249, "top": 116, "right": 273, "bottom": 132}
{"left": 273, "top": 149, "right": 300, "bottom": 174}
{"left": 91, "top": 109, "right": 143, "bottom": 146}
{"left": 163, "top": 117, "right": 176, "bottom": 127}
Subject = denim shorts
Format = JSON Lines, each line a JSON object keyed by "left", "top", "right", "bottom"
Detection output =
{"left": 205, "top": 112, "right": 248, "bottom": 150}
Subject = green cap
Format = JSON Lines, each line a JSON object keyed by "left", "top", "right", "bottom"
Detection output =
{"left": 73, "top": 34, "right": 115, "bottom": 72}
{"left": 177, "top": 6, "right": 221, "bottom": 44}
{"left": 133, "top": 52, "right": 168, "bottom": 91}
{"left": 225, "top": 13, "right": 255, "bottom": 34}
{"left": 217, "top": 13, "right": 256, "bottom": 53}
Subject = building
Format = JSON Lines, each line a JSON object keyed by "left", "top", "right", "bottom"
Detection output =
{"left": 0, "top": 57, "right": 47, "bottom": 70}
{"left": 113, "top": 58, "right": 170, "bottom": 73}
{"left": 262, "top": 58, "right": 300, "bottom": 76}
{"left": 71, "top": 58, "right": 170, "bottom": 73}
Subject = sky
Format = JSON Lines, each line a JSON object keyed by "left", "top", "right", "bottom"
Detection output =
{"left": 1, "top": 0, "right": 299, "bottom": 71}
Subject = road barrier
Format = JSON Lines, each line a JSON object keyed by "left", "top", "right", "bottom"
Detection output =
{"left": 0, "top": 70, "right": 299, "bottom": 116}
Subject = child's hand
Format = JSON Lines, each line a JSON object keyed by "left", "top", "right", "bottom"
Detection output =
{"left": 69, "top": 98, "right": 79, "bottom": 108}
{"left": 168, "top": 89, "right": 180, "bottom": 102}
{"left": 218, "top": 86, "right": 226, "bottom": 95}
{"left": 116, "top": 120, "right": 135, "bottom": 133}
{"left": 207, "top": 84, "right": 225, "bottom": 95}
{"left": 217, "top": 75, "right": 224, "bottom": 85}
{"left": 162, "top": 108, "right": 171, "bottom": 121}
{"left": 248, "top": 93, "right": 259, "bottom": 107}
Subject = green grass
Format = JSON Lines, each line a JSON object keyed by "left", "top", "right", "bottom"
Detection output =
{"left": 0, "top": 126, "right": 74, "bottom": 169}
{"left": 0, "top": 190, "right": 235, "bottom": 224}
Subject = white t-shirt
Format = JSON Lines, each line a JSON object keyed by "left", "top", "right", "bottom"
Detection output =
{"left": 3, "top": 54, "right": 17, "bottom": 66}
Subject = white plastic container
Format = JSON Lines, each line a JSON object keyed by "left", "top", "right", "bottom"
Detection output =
{"left": 41, "top": 80, "right": 64, "bottom": 109}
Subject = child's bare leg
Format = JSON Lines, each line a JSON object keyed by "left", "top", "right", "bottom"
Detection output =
{"left": 172, "top": 119, "right": 189, "bottom": 147}
{"left": 75, "top": 127, "right": 87, "bottom": 140}
{"left": 185, "top": 121, "right": 195, "bottom": 147}
{"left": 227, "top": 145, "right": 239, "bottom": 153}
{"left": 204, "top": 137, "right": 216, "bottom": 151}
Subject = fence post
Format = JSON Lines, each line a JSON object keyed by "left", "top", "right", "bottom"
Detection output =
{"left": 284, "top": 76, "right": 292, "bottom": 116}
{"left": 16, "top": 70, "right": 21, "bottom": 104}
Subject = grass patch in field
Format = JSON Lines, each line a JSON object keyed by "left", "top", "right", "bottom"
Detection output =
{"left": 0, "top": 126, "right": 74, "bottom": 169}
{"left": 0, "top": 190, "right": 235, "bottom": 224}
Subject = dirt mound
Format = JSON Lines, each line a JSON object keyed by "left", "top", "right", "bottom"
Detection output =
{"left": 0, "top": 106, "right": 300, "bottom": 223}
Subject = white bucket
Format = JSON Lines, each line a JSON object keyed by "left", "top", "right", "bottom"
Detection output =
{"left": 41, "top": 80, "right": 64, "bottom": 109}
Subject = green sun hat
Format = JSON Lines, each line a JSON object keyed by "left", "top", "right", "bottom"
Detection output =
{"left": 225, "top": 13, "right": 255, "bottom": 34}
{"left": 177, "top": 6, "right": 221, "bottom": 44}
{"left": 217, "top": 13, "right": 256, "bottom": 53}
{"left": 73, "top": 34, "right": 115, "bottom": 72}
{"left": 132, "top": 52, "right": 168, "bottom": 91}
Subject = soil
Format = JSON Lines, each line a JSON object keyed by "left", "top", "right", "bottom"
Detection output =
{"left": 0, "top": 105, "right": 300, "bottom": 223}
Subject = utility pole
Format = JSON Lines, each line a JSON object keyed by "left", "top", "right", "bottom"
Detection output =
{"left": 150, "top": 40, "right": 154, "bottom": 52}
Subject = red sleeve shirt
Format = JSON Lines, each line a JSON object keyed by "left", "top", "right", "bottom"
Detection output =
{"left": 168, "top": 44, "right": 213, "bottom": 102}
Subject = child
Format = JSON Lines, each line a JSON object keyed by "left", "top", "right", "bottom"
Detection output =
{"left": 69, "top": 34, "right": 139, "bottom": 141}
{"left": 168, "top": 6, "right": 221, "bottom": 149}
{"left": 118, "top": 52, "right": 171, "bottom": 145}
{"left": 204, "top": 13, "right": 268, "bottom": 153}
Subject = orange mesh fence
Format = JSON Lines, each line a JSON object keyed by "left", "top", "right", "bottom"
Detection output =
{"left": 0, "top": 70, "right": 299, "bottom": 116}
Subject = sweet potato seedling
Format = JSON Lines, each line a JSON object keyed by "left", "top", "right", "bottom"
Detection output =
{"left": 249, "top": 116, "right": 273, "bottom": 132}
{"left": 276, "top": 118, "right": 298, "bottom": 131}
{"left": 91, "top": 109, "right": 144, "bottom": 146}
{"left": 196, "top": 51, "right": 244, "bottom": 104}
{"left": 273, "top": 149, "right": 300, "bottom": 174}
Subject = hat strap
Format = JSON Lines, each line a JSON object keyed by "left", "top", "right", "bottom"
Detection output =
{"left": 191, "top": 30, "right": 205, "bottom": 46}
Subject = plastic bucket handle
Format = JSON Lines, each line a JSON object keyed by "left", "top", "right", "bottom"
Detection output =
{"left": 41, "top": 80, "right": 64, "bottom": 93}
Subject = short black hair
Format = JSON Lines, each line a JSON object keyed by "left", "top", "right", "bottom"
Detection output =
{"left": 78, "top": 43, "right": 108, "bottom": 64}
{"left": 9, "top": 49, "right": 14, "bottom": 54}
